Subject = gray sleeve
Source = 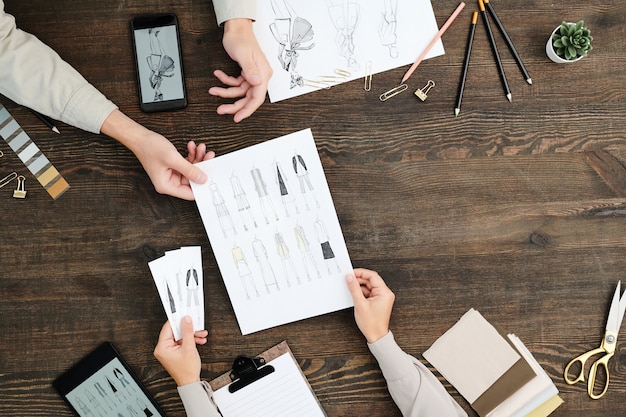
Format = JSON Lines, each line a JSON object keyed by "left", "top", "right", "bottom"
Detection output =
{"left": 368, "top": 331, "right": 468, "bottom": 417}
{"left": 0, "top": 1, "right": 117, "bottom": 133}
{"left": 177, "top": 381, "right": 222, "bottom": 417}
{"left": 211, "top": 0, "right": 256, "bottom": 26}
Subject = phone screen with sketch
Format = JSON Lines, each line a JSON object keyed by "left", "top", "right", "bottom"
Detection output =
{"left": 131, "top": 14, "right": 187, "bottom": 112}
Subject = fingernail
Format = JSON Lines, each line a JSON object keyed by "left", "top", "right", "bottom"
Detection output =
{"left": 184, "top": 316, "right": 192, "bottom": 323}
{"left": 197, "top": 172, "right": 207, "bottom": 183}
{"left": 346, "top": 274, "right": 354, "bottom": 283}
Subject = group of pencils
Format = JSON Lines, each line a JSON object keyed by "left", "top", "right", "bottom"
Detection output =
{"left": 455, "top": 0, "right": 531, "bottom": 116}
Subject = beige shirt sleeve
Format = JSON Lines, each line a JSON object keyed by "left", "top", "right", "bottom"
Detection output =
{"left": 368, "top": 331, "right": 468, "bottom": 417}
{"left": 0, "top": 0, "right": 117, "bottom": 133}
{"left": 212, "top": 0, "right": 256, "bottom": 26}
{"left": 178, "top": 381, "right": 222, "bottom": 417}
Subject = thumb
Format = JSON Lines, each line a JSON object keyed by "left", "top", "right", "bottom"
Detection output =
{"left": 180, "top": 316, "right": 196, "bottom": 348}
{"left": 345, "top": 274, "right": 365, "bottom": 304}
{"left": 240, "top": 56, "right": 262, "bottom": 86}
{"left": 172, "top": 156, "right": 207, "bottom": 184}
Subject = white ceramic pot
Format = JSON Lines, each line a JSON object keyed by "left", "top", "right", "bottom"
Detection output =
{"left": 546, "top": 24, "right": 584, "bottom": 63}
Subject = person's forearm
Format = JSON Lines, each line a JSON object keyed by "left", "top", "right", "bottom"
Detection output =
{"left": 178, "top": 381, "right": 222, "bottom": 417}
{"left": 100, "top": 109, "right": 150, "bottom": 155}
{"left": 0, "top": 1, "right": 116, "bottom": 133}
{"left": 212, "top": 0, "right": 256, "bottom": 26}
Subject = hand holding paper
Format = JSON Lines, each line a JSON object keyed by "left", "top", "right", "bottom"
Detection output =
{"left": 154, "top": 317, "right": 207, "bottom": 387}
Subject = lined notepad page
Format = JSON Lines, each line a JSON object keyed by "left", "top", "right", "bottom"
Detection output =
{"left": 213, "top": 352, "right": 326, "bottom": 417}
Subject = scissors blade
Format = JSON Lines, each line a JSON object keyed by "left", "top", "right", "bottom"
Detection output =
{"left": 605, "top": 280, "right": 626, "bottom": 334}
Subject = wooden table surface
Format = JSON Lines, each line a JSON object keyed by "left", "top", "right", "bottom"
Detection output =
{"left": 1, "top": 0, "right": 626, "bottom": 416}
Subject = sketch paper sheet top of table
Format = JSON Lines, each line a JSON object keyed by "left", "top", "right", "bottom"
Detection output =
{"left": 254, "top": 0, "right": 444, "bottom": 102}
{"left": 191, "top": 129, "right": 354, "bottom": 335}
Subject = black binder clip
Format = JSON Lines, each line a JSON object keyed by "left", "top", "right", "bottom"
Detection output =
{"left": 228, "top": 355, "right": 275, "bottom": 393}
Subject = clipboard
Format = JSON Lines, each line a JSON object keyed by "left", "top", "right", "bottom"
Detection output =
{"left": 210, "top": 341, "right": 327, "bottom": 417}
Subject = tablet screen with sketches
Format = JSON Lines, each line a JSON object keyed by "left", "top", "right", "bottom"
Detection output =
{"left": 254, "top": 0, "right": 444, "bottom": 102}
{"left": 53, "top": 342, "right": 165, "bottom": 417}
{"left": 191, "top": 128, "right": 354, "bottom": 335}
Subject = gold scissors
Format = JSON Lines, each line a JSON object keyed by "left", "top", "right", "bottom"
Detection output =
{"left": 564, "top": 280, "right": 626, "bottom": 399}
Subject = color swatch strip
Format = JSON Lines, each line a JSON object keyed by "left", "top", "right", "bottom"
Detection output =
{"left": 0, "top": 104, "right": 69, "bottom": 199}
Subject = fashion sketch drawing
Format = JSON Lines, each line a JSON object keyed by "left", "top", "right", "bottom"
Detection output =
{"left": 252, "top": 237, "right": 280, "bottom": 293}
{"left": 326, "top": 0, "right": 361, "bottom": 71}
{"left": 251, "top": 168, "right": 280, "bottom": 224}
{"left": 209, "top": 181, "right": 236, "bottom": 238}
{"left": 274, "top": 160, "right": 299, "bottom": 217}
{"left": 146, "top": 28, "right": 175, "bottom": 101}
{"left": 292, "top": 152, "right": 320, "bottom": 209}
{"left": 230, "top": 173, "right": 257, "bottom": 231}
{"left": 379, "top": 0, "right": 399, "bottom": 58}
{"left": 275, "top": 231, "right": 301, "bottom": 286}
{"left": 232, "top": 244, "right": 260, "bottom": 299}
{"left": 269, "top": 0, "right": 315, "bottom": 88}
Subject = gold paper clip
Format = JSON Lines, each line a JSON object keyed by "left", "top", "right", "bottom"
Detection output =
{"left": 316, "top": 75, "right": 345, "bottom": 83}
{"left": 0, "top": 171, "right": 17, "bottom": 189}
{"left": 302, "top": 79, "right": 331, "bottom": 89}
{"left": 364, "top": 61, "right": 372, "bottom": 91}
{"left": 379, "top": 84, "right": 408, "bottom": 101}
{"left": 0, "top": 150, "right": 4, "bottom": 158}
{"left": 13, "top": 175, "right": 26, "bottom": 198}
{"left": 414, "top": 80, "right": 435, "bottom": 101}
{"left": 334, "top": 69, "right": 351, "bottom": 77}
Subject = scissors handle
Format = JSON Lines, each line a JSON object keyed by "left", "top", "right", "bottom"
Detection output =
{"left": 564, "top": 347, "right": 606, "bottom": 385}
{"left": 587, "top": 353, "right": 614, "bottom": 399}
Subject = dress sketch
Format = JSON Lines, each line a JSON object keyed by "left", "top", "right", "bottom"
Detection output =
{"left": 94, "top": 381, "right": 116, "bottom": 410}
{"left": 209, "top": 181, "right": 236, "bottom": 238}
{"left": 274, "top": 161, "right": 299, "bottom": 217}
{"left": 251, "top": 168, "right": 279, "bottom": 224}
{"left": 252, "top": 237, "right": 280, "bottom": 293}
{"left": 85, "top": 389, "right": 105, "bottom": 417}
{"left": 232, "top": 245, "right": 260, "bottom": 299}
{"left": 327, "top": 0, "right": 361, "bottom": 71}
{"left": 230, "top": 173, "right": 257, "bottom": 231}
{"left": 269, "top": 0, "right": 315, "bottom": 89}
{"left": 379, "top": 0, "right": 399, "bottom": 58}
{"left": 146, "top": 28, "right": 175, "bottom": 101}
{"left": 314, "top": 218, "right": 341, "bottom": 274}
{"left": 107, "top": 376, "right": 126, "bottom": 401}
{"left": 186, "top": 265, "right": 200, "bottom": 308}
{"left": 274, "top": 231, "right": 300, "bottom": 286}
{"left": 114, "top": 367, "right": 134, "bottom": 392}
{"left": 166, "top": 281, "right": 177, "bottom": 314}
{"left": 127, "top": 404, "right": 140, "bottom": 417}
{"left": 294, "top": 224, "right": 321, "bottom": 280}
{"left": 292, "top": 152, "right": 320, "bottom": 209}
{"left": 76, "top": 398, "right": 93, "bottom": 416}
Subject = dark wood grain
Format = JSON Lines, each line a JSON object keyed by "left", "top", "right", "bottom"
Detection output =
{"left": 1, "top": 0, "right": 626, "bottom": 416}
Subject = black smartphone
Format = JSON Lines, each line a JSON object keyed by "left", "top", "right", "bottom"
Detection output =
{"left": 53, "top": 342, "right": 167, "bottom": 416}
{"left": 131, "top": 14, "right": 187, "bottom": 112}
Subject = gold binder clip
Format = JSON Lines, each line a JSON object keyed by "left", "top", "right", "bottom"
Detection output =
{"left": 364, "top": 61, "right": 373, "bottom": 91}
{"left": 13, "top": 175, "right": 26, "bottom": 198}
{"left": 0, "top": 171, "right": 17, "bottom": 189}
{"left": 379, "top": 84, "right": 408, "bottom": 101}
{"left": 414, "top": 80, "right": 435, "bottom": 101}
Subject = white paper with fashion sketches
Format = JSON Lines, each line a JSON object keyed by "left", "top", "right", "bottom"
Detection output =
{"left": 148, "top": 246, "right": 204, "bottom": 340}
{"left": 191, "top": 128, "right": 354, "bottom": 335}
{"left": 253, "top": 0, "right": 444, "bottom": 102}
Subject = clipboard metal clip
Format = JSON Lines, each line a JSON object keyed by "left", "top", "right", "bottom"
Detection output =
{"left": 228, "top": 355, "right": 275, "bottom": 393}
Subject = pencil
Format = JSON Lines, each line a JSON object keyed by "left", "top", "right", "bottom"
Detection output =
{"left": 401, "top": 2, "right": 466, "bottom": 84}
{"left": 478, "top": 0, "right": 511, "bottom": 102}
{"left": 30, "top": 109, "right": 60, "bottom": 134}
{"left": 455, "top": 12, "right": 478, "bottom": 117}
{"left": 484, "top": 0, "right": 532, "bottom": 84}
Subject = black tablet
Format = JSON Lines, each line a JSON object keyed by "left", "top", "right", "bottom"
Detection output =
{"left": 53, "top": 342, "right": 166, "bottom": 417}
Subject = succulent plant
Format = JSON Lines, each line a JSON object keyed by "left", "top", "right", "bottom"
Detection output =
{"left": 551, "top": 20, "right": 593, "bottom": 60}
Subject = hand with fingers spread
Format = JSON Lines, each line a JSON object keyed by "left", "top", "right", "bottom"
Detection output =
{"left": 345, "top": 268, "right": 396, "bottom": 343}
{"left": 153, "top": 316, "right": 209, "bottom": 386}
{"left": 209, "top": 18, "right": 272, "bottom": 123}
